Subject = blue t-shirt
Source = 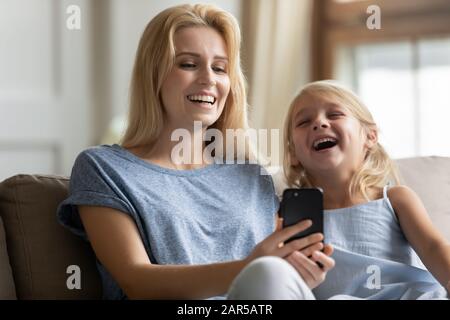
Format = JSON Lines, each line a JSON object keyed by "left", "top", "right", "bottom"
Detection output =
{"left": 57, "top": 144, "right": 278, "bottom": 299}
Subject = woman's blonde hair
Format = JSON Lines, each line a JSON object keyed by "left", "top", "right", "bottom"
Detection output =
{"left": 283, "top": 80, "right": 401, "bottom": 200}
{"left": 121, "top": 4, "right": 248, "bottom": 153}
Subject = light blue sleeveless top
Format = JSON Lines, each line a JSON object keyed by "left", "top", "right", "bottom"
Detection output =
{"left": 313, "top": 186, "right": 448, "bottom": 300}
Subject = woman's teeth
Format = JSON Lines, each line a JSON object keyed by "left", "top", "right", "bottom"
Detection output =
{"left": 187, "top": 95, "right": 215, "bottom": 104}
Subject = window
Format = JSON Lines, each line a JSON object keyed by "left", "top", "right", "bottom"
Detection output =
{"left": 335, "top": 38, "right": 450, "bottom": 158}
{"left": 312, "top": 0, "right": 450, "bottom": 158}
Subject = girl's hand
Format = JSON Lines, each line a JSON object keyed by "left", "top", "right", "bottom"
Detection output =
{"left": 286, "top": 245, "right": 335, "bottom": 289}
{"left": 246, "top": 219, "right": 324, "bottom": 263}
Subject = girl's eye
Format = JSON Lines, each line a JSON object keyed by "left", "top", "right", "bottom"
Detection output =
{"left": 296, "top": 120, "right": 309, "bottom": 127}
{"left": 329, "top": 112, "right": 344, "bottom": 118}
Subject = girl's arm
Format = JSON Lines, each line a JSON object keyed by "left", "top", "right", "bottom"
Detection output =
{"left": 79, "top": 205, "right": 324, "bottom": 299}
{"left": 389, "top": 185, "right": 450, "bottom": 292}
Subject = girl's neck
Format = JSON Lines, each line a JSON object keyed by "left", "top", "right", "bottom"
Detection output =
{"left": 308, "top": 170, "right": 381, "bottom": 210}
{"left": 127, "top": 125, "right": 211, "bottom": 170}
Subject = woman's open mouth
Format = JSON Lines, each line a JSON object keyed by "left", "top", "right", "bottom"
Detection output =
{"left": 187, "top": 95, "right": 216, "bottom": 108}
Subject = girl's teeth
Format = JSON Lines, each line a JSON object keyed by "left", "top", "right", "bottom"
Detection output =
{"left": 313, "top": 138, "right": 337, "bottom": 149}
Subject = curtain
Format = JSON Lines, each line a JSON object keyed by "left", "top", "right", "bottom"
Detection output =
{"left": 241, "top": 0, "right": 314, "bottom": 168}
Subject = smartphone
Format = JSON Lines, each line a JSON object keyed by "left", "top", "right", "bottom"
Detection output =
{"left": 279, "top": 188, "right": 324, "bottom": 243}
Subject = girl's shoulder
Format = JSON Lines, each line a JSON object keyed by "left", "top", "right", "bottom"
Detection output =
{"left": 387, "top": 185, "right": 417, "bottom": 202}
{"left": 387, "top": 185, "right": 424, "bottom": 216}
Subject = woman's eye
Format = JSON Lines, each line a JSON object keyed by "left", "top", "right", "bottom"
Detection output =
{"left": 180, "top": 63, "right": 196, "bottom": 69}
{"left": 212, "top": 66, "right": 227, "bottom": 73}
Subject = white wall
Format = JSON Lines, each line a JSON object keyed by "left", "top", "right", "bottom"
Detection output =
{"left": 0, "top": 0, "right": 93, "bottom": 180}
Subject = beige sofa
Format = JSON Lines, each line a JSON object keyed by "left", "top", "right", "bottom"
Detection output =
{"left": 0, "top": 156, "right": 449, "bottom": 299}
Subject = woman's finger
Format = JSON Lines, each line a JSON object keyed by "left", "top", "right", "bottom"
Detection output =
{"left": 300, "top": 242, "right": 324, "bottom": 257}
{"left": 275, "top": 216, "right": 283, "bottom": 232}
{"left": 278, "top": 232, "right": 323, "bottom": 257}
{"left": 293, "top": 251, "right": 325, "bottom": 283}
{"left": 286, "top": 252, "right": 315, "bottom": 285}
{"left": 323, "top": 244, "right": 334, "bottom": 256}
{"left": 311, "top": 250, "right": 336, "bottom": 272}
{"left": 271, "top": 219, "right": 313, "bottom": 244}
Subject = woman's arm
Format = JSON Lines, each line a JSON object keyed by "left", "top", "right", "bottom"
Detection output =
{"left": 79, "top": 206, "right": 323, "bottom": 299}
{"left": 389, "top": 185, "right": 450, "bottom": 291}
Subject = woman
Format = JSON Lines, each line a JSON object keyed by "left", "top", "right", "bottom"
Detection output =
{"left": 57, "top": 4, "right": 334, "bottom": 300}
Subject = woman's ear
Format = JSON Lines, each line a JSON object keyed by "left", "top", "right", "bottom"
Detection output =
{"left": 365, "top": 128, "right": 378, "bottom": 149}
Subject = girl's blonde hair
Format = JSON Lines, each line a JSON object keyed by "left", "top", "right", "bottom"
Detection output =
{"left": 283, "top": 80, "right": 401, "bottom": 200}
{"left": 121, "top": 4, "right": 249, "bottom": 154}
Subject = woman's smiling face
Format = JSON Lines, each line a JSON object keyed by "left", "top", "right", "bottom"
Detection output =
{"left": 160, "top": 26, "right": 231, "bottom": 131}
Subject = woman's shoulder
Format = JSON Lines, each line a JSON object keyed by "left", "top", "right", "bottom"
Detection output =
{"left": 76, "top": 144, "right": 117, "bottom": 160}
{"left": 74, "top": 144, "right": 125, "bottom": 167}
{"left": 70, "top": 144, "right": 132, "bottom": 181}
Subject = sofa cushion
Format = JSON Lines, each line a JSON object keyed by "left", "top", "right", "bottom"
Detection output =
{"left": 0, "top": 216, "right": 16, "bottom": 299}
{"left": 0, "top": 174, "right": 102, "bottom": 299}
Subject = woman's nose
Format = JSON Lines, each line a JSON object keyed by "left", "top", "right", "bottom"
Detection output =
{"left": 198, "top": 68, "right": 217, "bottom": 87}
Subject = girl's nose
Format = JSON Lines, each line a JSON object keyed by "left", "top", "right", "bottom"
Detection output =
{"left": 313, "top": 119, "right": 329, "bottom": 131}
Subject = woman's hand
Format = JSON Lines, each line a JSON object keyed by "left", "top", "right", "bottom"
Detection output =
{"left": 245, "top": 219, "right": 324, "bottom": 263}
{"left": 286, "top": 244, "right": 335, "bottom": 289}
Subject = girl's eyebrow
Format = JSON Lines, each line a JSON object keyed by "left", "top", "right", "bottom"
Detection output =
{"left": 175, "top": 52, "right": 229, "bottom": 61}
{"left": 325, "top": 102, "right": 343, "bottom": 110}
{"left": 293, "top": 108, "right": 310, "bottom": 121}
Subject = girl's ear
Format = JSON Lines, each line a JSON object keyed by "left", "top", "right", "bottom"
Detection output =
{"left": 290, "top": 153, "right": 300, "bottom": 166}
{"left": 365, "top": 128, "right": 378, "bottom": 149}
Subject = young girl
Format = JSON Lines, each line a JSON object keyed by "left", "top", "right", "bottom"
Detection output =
{"left": 281, "top": 80, "right": 450, "bottom": 299}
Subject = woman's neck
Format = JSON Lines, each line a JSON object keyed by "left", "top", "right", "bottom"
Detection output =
{"left": 127, "top": 125, "right": 211, "bottom": 170}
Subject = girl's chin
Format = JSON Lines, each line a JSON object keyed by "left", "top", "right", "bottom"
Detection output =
{"left": 307, "top": 158, "right": 343, "bottom": 172}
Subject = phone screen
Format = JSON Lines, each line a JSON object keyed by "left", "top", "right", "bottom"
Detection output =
{"left": 280, "top": 188, "right": 324, "bottom": 243}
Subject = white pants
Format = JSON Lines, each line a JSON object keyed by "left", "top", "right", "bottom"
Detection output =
{"left": 227, "top": 256, "right": 316, "bottom": 300}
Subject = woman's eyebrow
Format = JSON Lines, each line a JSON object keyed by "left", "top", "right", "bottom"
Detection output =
{"left": 176, "top": 52, "right": 228, "bottom": 61}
